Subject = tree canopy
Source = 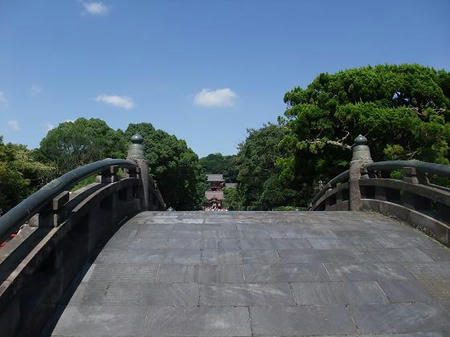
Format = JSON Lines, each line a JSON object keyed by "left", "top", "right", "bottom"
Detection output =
{"left": 199, "top": 153, "right": 238, "bottom": 182}
{"left": 0, "top": 137, "right": 55, "bottom": 211}
{"left": 234, "top": 124, "right": 298, "bottom": 210}
{"left": 1, "top": 63, "right": 448, "bottom": 213}
{"left": 124, "top": 123, "right": 206, "bottom": 210}
{"left": 2, "top": 119, "right": 207, "bottom": 212}
{"left": 278, "top": 64, "right": 450, "bottom": 206}
{"left": 36, "top": 118, "right": 127, "bottom": 174}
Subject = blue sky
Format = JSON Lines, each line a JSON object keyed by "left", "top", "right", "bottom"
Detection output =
{"left": 0, "top": 0, "right": 449, "bottom": 157}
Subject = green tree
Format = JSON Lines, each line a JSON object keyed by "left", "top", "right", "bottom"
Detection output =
{"left": 36, "top": 118, "right": 127, "bottom": 174}
{"left": 222, "top": 187, "right": 242, "bottom": 211}
{"left": 279, "top": 64, "right": 450, "bottom": 206}
{"left": 124, "top": 123, "right": 206, "bottom": 210}
{"left": 199, "top": 153, "right": 238, "bottom": 182}
{"left": 236, "top": 124, "right": 298, "bottom": 210}
{"left": 0, "top": 137, "right": 56, "bottom": 211}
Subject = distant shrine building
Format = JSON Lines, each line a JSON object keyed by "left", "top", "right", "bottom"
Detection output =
{"left": 205, "top": 174, "right": 225, "bottom": 210}
{"left": 204, "top": 174, "right": 237, "bottom": 210}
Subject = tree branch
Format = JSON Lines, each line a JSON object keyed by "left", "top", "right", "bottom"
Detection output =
{"left": 341, "top": 131, "right": 350, "bottom": 142}
{"left": 326, "top": 140, "right": 352, "bottom": 150}
{"left": 305, "top": 137, "right": 352, "bottom": 151}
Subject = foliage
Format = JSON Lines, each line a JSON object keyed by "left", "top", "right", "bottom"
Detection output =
{"left": 0, "top": 137, "right": 56, "bottom": 211}
{"left": 71, "top": 175, "right": 97, "bottom": 191}
{"left": 222, "top": 187, "right": 242, "bottom": 210}
{"left": 272, "top": 206, "right": 298, "bottom": 211}
{"left": 199, "top": 153, "right": 238, "bottom": 182}
{"left": 124, "top": 123, "right": 206, "bottom": 210}
{"left": 235, "top": 124, "right": 298, "bottom": 210}
{"left": 36, "top": 118, "right": 127, "bottom": 174}
{"left": 279, "top": 64, "right": 450, "bottom": 206}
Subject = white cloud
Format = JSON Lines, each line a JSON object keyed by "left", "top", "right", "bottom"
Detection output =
{"left": 7, "top": 120, "right": 20, "bottom": 131}
{"left": 83, "top": 2, "right": 109, "bottom": 15}
{"left": 0, "top": 91, "right": 7, "bottom": 108}
{"left": 30, "top": 84, "right": 43, "bottom": 97}
{"left": 95, "top": 94, "right": 135, "bottom": 109}
{"left": 194, "top": 88, "right": 237, "bottom": 107}
{"left": 46, "top": 123, "right": 54, "bottom": 131}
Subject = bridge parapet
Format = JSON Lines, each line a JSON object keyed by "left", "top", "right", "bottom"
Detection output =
{"left": 0, "top": 135, "right": 165, "bottom": 337}
{"left": 310, "top": 136, "right": 450, "bottom": 246}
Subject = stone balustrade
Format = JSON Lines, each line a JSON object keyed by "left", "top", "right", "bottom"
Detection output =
{"left": 310, "top": 136, "right": 450, "bottom": 246}
{"left": 0, "top": 135, "right": 165, "bottom": 337}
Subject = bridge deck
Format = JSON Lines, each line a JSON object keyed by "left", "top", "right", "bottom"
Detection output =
{"left": 47, "top": 211, "right": 450, "bottom": 336}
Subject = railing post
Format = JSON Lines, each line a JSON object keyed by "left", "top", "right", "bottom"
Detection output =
{"left": 403, "top": 167, "right": 419, "bottom": 184}
{"left": 96, "top": 165, "right": 119, "bottom": 183}
{"left": 402, "top": 166, "right": 431, "bottom": 210}
{"left": 349, "top": 135, "right": 373, "bottom": 211}
{"left": 37, "top": 191, "right": 70, "bottom": 227}
{"left": 336, "top": 182, "right": 343, "bottom": 203}
{"left": 127, "top": 134, "right": 149, "bottom": 210}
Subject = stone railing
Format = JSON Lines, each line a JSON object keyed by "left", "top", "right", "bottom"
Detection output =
{"left": 0, "top": 134, "right": 165, "bottom": 337}
{"left": 309, "top": 135, "right": 450, "bottom": 246}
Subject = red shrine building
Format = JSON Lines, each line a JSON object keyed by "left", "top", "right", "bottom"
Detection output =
{"left": 205, "top": 174, "right": 225, "bottom": 210}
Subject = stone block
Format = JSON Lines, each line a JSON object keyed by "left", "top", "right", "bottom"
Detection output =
{"left": 251, "top": 305, "right": 356, "bottom": 335}
{"left": 291, "top": 281, "right": 388, "bottom": 305}
{"left": 200, "top": 283, "right": 295, "bottom": 306}
{"left": 201, "top": 249, "right": 242, "bottom": 265}
{"left": 143, "top": 306, "right": 251, "bottom": 336}
{"left": 324, "top": 263, "right": 413, "bottom": 281}
{"left": 379, "top": 279, "right": 435, "bottom": 303}
{"left": 241, "top": 249, "right": 279, "bottom": 264}
{"left": 52, "top": 305, "right": 147, "bottom": 336}
{"left": 351, "top": 303, "right": 450, "bottom": 333}
{"left": 244, "top": 263, "right": 328, "bottom": 282}
{"left": 104, "top": 282, "right": 199, "bottom": 306}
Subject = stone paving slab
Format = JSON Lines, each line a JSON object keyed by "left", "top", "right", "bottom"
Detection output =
{"left": 51, "top": 305, "right": 148, "bottom": 336}
{"left": 250, "top": 305, "right": 356, "bottom": 335}
{"left": 244, "top": 263, "right": 328, "bottom": 282}
{"left": 291, "top": 281, "right": 389, "bottom": 305}
{"left": 350, "top": 302, "right": 450, "bottom": 333}
{"left": 324, "top": 262, "right": 414, "bottom": 281}
{"left": 378, "top": 279, "right": 435, "bottom": 303}
{"left": 46, "top": 211, "right": 450, "bottom": 337}
{"left": 200, "top": 283, "right": 295, "bottom": 306}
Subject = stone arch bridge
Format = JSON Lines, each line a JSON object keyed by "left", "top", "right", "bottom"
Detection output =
{"left": 0, "top": 135, "right": 449, "bottom": 337}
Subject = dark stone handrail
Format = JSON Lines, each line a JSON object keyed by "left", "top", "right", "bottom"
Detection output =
{"left": 0, "top": 175, "right": 146, "bottom": 336}
{"left": 366, "top": 160, "right": 450, "bottom": 178}
{"left": 0, "top": 134, "right": 167, "bottom": 337}
{"left": 0, "top": 158, "right": 137, "bottom": 241}
{"left": 309, "top": 170, "right": 349, "bottom": 207}
{"left": 310, "top": 159, "right": 450, "bottom": 211}
{"left": 309, "top": 153, "right": 450, "bottom": 246}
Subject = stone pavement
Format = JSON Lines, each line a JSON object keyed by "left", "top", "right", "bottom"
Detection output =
{"left": 46, "top": 211, "right": 450, "bottom": 336}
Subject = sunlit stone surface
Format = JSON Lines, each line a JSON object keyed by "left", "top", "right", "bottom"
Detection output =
{"left": 45, "top": 211, "right": 450, "bottom": 336}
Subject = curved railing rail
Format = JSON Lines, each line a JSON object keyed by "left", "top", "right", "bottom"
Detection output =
{"left": 309, "top": 155, "right": 450, "bottom": 246}
{"left": 309, "top": 170, "right": 349, "bottom": 207}
{"left": 366, "top": 160, "right": 450, "bottom": 178}
{"left": 0, "top": 134, "right": 167, "bottom": 337}
{"left": 0, "top": 158, "right": 137, "bottom": 241}
{"left": 0, "top": 158, "right": 151, "bottom": 336}
{"left": 310, "top": 159, "right": 450, "bottom": 210}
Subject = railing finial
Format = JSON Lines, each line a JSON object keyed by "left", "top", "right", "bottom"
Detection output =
{"left": 354, "top": 134, "right": 367, "bottom": 146}
{"left": 131, "top": 133, "right": 143, "bottom": 144}
{"left": 127, "top": 134, "right": 145, "bottom": 160}
{"left": 349, "top": 135, "right": 373, "bottom": 211}
{"left": 127, "top": 134, "right": 149, "bottom": 209}
{"left": 352, "top": 134, "right": 372, "bottom": 162}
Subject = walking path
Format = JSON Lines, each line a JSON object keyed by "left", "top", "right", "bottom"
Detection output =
{"left": 47, "top": 211, "right": 450, "bottom": 336}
